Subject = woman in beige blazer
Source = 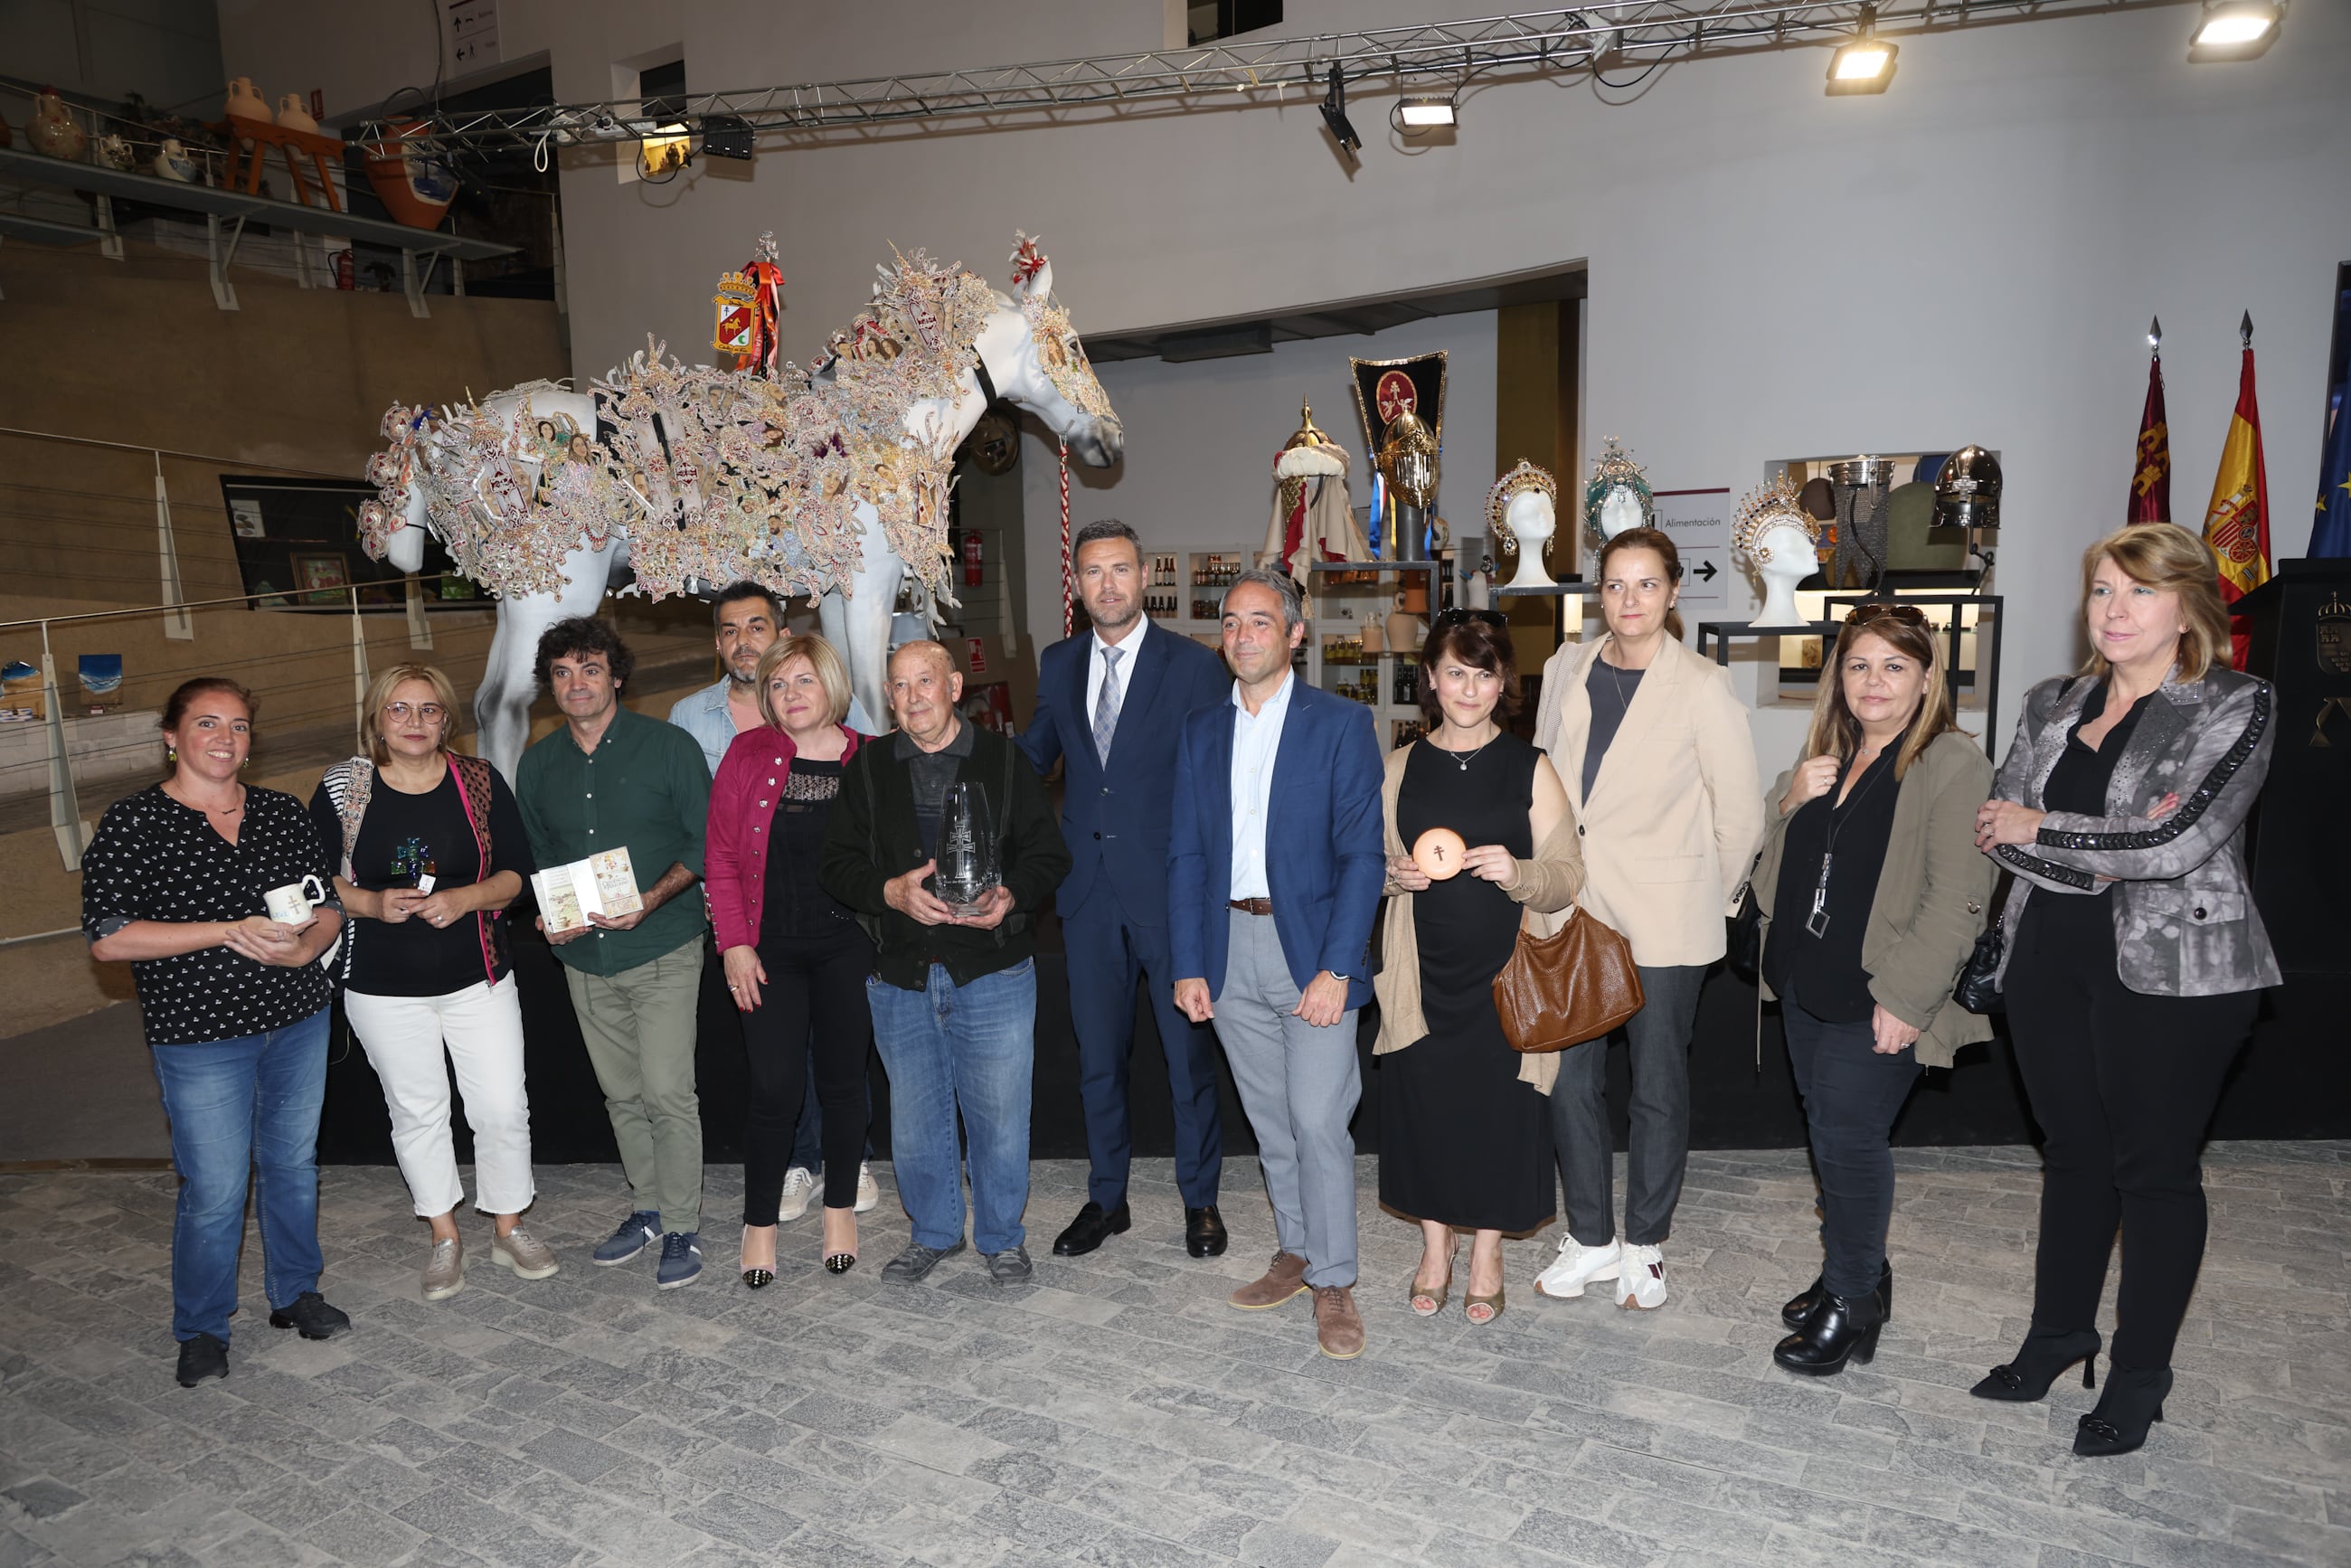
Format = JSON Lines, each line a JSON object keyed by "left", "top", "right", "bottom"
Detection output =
{"left": 1528, "top": 526, "right": 1763, "bottom": 1309}
{"left": 1751, "top": 604, "right": 1993, "bottom": 1374}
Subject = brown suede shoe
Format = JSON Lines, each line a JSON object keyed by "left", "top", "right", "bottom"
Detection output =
{"left": 1314, "top": 1284, "right": 1364, "bottom": 1359}
{"left": 1227, "top": 1250, "right": 1310, "bottom": 1310}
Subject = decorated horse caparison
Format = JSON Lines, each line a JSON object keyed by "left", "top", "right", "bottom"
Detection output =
{"left": 358, "top": 234, "right": 1122, "bottom": 777}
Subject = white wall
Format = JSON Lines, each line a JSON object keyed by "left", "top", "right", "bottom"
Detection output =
{"left": 219, "top": 0, "right": 2351, "bottom": 732}
{"left": 1020, "top": 312, "right": 1499, "bottom": 649}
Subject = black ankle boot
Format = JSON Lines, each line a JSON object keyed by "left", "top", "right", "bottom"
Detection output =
{"left": 2075, "top": 1365, "right": 2170, "bottom": 1458}
{"left": 1969, "top": 1326, "right": 2101, "bottom": 1402}
{"left": 1780, "top": 1261, "right": 1893, "bottom": 1329}
{"left": 1772, "top": 1288, "right": 1885, "bottom": 1375}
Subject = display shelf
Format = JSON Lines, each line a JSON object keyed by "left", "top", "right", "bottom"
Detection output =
{"left": 1306, "top": 557, "right": 1447, "bottom": 747}
{"left": 1699, "top": 590, "right": 2005, "bottom": 739}
{"left": 0, "top": 144, "right": 515, "bottom": 315}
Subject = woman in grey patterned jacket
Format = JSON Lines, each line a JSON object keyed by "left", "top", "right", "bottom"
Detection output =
{"left": 1969, "top": 524, "right": 2279, "bottom": 1459}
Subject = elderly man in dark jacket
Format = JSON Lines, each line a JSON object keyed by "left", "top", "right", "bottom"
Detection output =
{"left": 821, "top": 641, "right": 1070, "bottom": 1286}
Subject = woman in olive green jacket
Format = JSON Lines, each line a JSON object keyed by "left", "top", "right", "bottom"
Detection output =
{"left": 1750, "top": 604, "right": 1994, "bottom": 1375}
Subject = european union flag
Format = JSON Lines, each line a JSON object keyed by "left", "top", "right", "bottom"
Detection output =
{"left": 2315, "top": 387, "right": 2351, "bottom": 558}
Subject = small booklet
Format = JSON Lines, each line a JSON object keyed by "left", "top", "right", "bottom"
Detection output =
{"left": 532, "top": 847, "right": 643, "bottom": 932}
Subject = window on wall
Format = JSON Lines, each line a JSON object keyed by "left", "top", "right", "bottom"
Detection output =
{"left": 1189, "top": 2, "right": 1281, "bottom": 45}
{"left": 638, "top": 59, "right": 686, "bottom": 120}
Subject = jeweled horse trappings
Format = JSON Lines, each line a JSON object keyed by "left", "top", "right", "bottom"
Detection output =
{"left": 359, "top": 234, "right": 1120, "bottom": 776}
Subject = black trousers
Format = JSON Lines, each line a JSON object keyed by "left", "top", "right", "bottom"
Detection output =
{"left": 2005, "top": 905, "right": 2257, "bottom": 1372}
{"left": 740, "top": 926, "right": 874, "bottom": 1223}
{"left": 1782, "top": 997, "right": 1921, "bottom": 1299}
{"left": 1551, "top": 963, "right": 1707, "bottom": 1248}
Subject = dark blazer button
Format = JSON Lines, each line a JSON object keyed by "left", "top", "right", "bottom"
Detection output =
{"left": 1093, "top": 831, "right": 1102, "bottom": 839}
{"left": 2193, "top": 906, "right": 2207, "bottom": 920}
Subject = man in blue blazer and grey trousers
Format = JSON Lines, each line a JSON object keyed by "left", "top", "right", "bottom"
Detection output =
{"left": 1021, "top": 522, "right": 1235, "bottom": 1261}
{"left": 1169, "top": 568, "right": 1384, "bottom": 1359}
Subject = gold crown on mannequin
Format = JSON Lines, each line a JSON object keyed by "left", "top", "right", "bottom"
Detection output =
{"left": 1485, "top": 458, "right": 1558, "bottom": 540}
{"left": 1733, "top": 472, "right": 1820, "bottom": 558}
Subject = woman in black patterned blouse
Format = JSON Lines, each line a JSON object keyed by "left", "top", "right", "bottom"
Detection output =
{"left": 82, "top": 678, "right": 352, "bottom": 1388}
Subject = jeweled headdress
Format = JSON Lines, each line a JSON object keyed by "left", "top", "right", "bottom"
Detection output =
{"left": 1581, "top": 437, "right": 1655, "bottom": 547}
{"left": 1733, "top": 472, "right": 1820, "bottom": 561}
{"left": 1485, "top": 458, "right": 1558, "bottom": 543}
{"left": 1010, "top": 231, "right": 1115, "bottom": 421}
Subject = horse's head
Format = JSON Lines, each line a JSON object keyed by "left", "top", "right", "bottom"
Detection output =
{"left": 977, "top": 234, "right": 1123, "bottom": 468}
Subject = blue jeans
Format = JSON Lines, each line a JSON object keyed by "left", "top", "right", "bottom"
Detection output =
{"left": 147, "top": 1008, "right": 332, "bottom": 1343}
{"left": 866, "top": 959, "right": 1035, "bottom": 1255}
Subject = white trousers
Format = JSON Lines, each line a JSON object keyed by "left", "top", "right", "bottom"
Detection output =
{"left": 345, "top": 977, "right": 536, "bottom": 1218}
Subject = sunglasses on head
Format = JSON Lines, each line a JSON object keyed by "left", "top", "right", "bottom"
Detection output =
{"left": 1842, "top": 601, "right": 1928, "bottom": 628}
{"left": 1434, "top": 608, "right": 1510, "bottom": 629}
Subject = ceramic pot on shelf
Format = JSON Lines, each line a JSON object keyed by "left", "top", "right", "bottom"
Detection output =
{"left": 275, "top": 94, "right": 318, "bottom": 134}
{"left": 361, "top": 119, "right": 458, "bottom": 230}
{"left": 91, "top": 134, "right": 134, "bottom": 172}
{"left": 224, "top": 78, "right": 269, "bottom": 123}
{"left": 153, "top": 137, "right": 197, "bottom": 182}
{"left": 27, "top": 90, "right": 87, "bottom": 162}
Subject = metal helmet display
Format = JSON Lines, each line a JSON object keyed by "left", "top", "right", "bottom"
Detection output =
{"left": 1932, "top": 444, "right": 2003, "bottom": 534}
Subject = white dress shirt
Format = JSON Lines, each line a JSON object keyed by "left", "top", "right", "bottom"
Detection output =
{"left": 1227, "top": 670, "right": 1294, "bottom": 901}
{"left": 1085, "top": 618, "right": 1148, "bottom": 736}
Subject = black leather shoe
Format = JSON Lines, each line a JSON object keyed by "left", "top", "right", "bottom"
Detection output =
{"left": 175, "top": 1333, "right": 228, "bottom": 1387}
{"left": 1781, "top": 1261, "right": 1892, "bottom": 1329}
{"left": 1772, "top": 1289, "right": 1885, "bottom": 1376}
{"left": 1052, "top": 1201, "right": 1130, "bottom": 1257}
{"left": 2074, "top": 1365, "right": 2170, "bottom": 1458}
{"left": 1185, "top": 1204, "right": 1228, "bottom": 1259}
{"left": 266, "top": 1291, "right": 352, "bottom": 1341}
{"left": 1970, "top": 1326, "right": 2101, "bottom": 1403}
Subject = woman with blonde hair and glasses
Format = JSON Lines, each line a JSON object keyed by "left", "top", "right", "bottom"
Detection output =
{"left": 1750, "top": 602, "right": 1994, "bottom": 1374}
{"left": 308, "top": 663, "right": 552, "bottom": 1301}
{"left": 1969, "top": 524, "right": 2278, "bottom": 1458}
{"left": 704, "top": 634, "right": 876, "bottom": 1281}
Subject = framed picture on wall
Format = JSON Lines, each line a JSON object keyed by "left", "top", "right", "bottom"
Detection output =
{"left": 290, "top": 552, "right": 350, "bottom": 605}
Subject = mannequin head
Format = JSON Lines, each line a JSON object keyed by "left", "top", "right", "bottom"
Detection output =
{"left": 1596, "top": 485, "right": 1644, "bottom": 541}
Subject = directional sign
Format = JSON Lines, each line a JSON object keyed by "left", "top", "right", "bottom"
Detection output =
{"left": 1653, "top": 487, "right": 1732, "bottom": 630}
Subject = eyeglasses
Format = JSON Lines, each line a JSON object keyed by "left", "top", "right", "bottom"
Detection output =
{"left": 1434, "top": 608, "right": 1510, "bottom": 629}
{"left": 383, "top": 702, "right": 448, "bottom": 723}
{"left": 1842, "top": 602, "right": 1928, "bottom": 628}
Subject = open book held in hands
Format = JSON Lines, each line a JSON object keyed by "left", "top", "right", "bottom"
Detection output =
{"left": 532, "top": 847, "right": 643, "bottom": 933}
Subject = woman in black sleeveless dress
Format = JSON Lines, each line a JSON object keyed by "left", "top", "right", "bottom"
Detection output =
{"left": 1375, "top": 609, "right": 1581, "bottom": 1325}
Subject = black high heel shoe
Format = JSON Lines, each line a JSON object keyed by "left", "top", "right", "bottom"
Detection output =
{"left": 1970, "top": 1327, "right": 2101, "bottom": 1402}
{"left": 1772, "top": 1289, "right": 1885, "bottom": 1376}
{"left": 1781, "top": 1261, "right": 1892, "bottom": 1330}
{"left": 741, "top": 1224, "right": 776, "bottom": 1289}
{"left": 2075, "top": 1366, "right": 2170, "bottom": 1458}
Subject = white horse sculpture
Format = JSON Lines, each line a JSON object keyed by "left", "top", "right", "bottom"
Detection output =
{"left": 359, "top": 235, "right": 1120, "bottom": 778}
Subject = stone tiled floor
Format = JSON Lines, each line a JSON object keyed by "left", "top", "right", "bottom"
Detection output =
{"left": 2, "top": 1145, "right": 2346, "bottom": 1567}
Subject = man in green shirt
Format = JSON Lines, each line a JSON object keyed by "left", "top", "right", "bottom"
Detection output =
{"left": 515, "top": 618, "right": 713, "bottom": 1289}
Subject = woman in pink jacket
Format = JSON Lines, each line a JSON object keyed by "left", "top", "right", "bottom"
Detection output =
{"left": 705, "top": 635, "right": 873, "bottom": 1283}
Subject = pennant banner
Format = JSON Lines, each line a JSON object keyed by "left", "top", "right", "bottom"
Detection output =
{"left": 2129, "top": 354, "right": 2171, "bottom": 523}
{"left": 2202, "top": 343, "right": 2271, "bottom": 667}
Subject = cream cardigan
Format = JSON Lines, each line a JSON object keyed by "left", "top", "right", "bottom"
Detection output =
{"left": 1370, "top": 741, "right": 1585, "bottom": 1093}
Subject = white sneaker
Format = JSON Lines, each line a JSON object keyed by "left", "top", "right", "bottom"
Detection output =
{"left": 854, "top": 1160, "right": 881, "bottom": 1215}
{"left": 778, "top": 1167, "right": 817, "bottom": 1223}
{"left": 1617, "top": 1242, "right": 1668, "bottom": 1309}
{"left": 1534, "top": 1235, "right": 1620, "bottom": 1299}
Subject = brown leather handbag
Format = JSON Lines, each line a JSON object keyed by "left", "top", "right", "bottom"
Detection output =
{"left": 1491, "top": 904, "right": 1645, "bottom": 1053}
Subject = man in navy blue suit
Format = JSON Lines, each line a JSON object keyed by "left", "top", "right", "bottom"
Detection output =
{"left": 1020, "top": 522, "right": 1235, "bottom": 1261}
{"left": 1169, "top": 569, "right": 1383, "bottom": 1359}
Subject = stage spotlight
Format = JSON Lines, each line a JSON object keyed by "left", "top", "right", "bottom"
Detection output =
{"left": 1319, "top": 65, "right": 1362, "bottom": 156}
{"left": 2188, "top": 1, "right": 2281, "bottom": 61}
{"left": 1826, "top": 5, "right": 1897, "bottom": 95}
{"left": 1397, "top": 96, "right": 1457, "bottom": 129}
{"left": 699, "top": 114, "right": 754, "bottom": 160}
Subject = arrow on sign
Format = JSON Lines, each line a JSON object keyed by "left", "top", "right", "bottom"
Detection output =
{"left": 1693, "top": 559, "right": 1719, "bottom": 581}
